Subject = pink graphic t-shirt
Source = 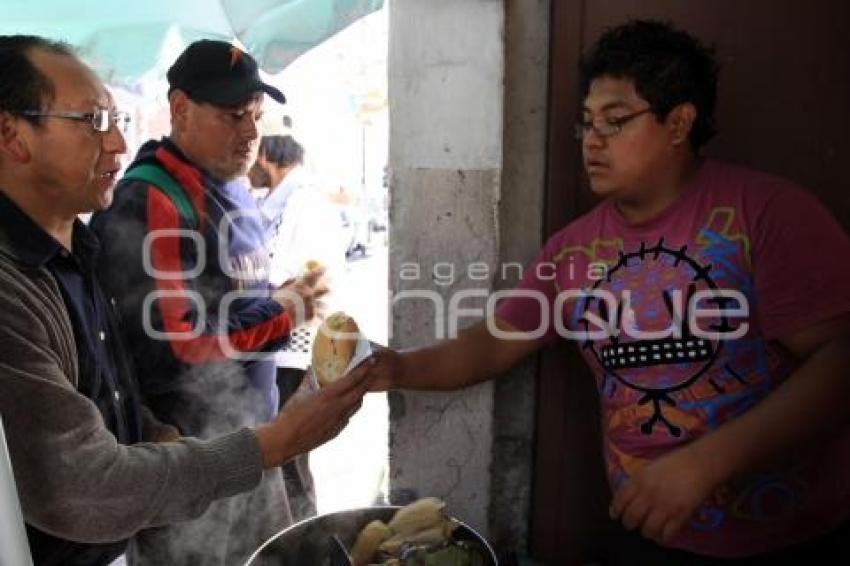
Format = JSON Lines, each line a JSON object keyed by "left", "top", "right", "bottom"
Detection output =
{"left": 497, "top": 159, "right": 850, "bottom": 557}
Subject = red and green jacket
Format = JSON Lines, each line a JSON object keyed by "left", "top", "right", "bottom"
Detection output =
{"left": 91, "top": 138, "right": 291, "bottom": 434}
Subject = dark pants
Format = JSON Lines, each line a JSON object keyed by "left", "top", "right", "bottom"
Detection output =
{"left": 601, "top": 520, "right": 849, "bottom": 565}
{"left": 276, "top": 367, "right": 318, "bottom": 522}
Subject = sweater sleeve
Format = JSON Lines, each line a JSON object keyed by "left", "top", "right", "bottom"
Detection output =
{"left": 0, "top": 287, "right": 263, "bottom": 543}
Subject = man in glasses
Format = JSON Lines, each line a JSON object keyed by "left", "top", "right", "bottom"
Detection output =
{"left": 368, "top": 20, "right": 850, "bottom": 564}
{"left": 0, "top": 35, "right": 370, "bottom": 566}
{"left": 19, "top": 106, "right": 131, "bottom": 136}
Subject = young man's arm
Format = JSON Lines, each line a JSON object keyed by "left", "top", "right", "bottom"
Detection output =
{"left": 368, "top": 317, "right": 548, "bottom": 391}
{"left": 612, "top": 185, "right": 850, "bottom": 545}
{"left": 694, "top": 315, "right": 850, "bottom": 483}
{"left": 611, "top": 314, "right": 850, "bottom": 544}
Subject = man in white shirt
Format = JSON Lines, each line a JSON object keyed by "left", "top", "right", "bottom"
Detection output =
{"left": 249, "top": 134, "right": 347, "bottom": 519}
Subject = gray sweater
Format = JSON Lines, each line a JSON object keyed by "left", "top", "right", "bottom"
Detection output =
{"left": 0, "top": 228, "right": 264, "bottom": 544}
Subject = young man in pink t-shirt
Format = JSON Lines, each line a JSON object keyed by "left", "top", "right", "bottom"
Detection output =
{"left": 369, "top": 20, "right": 850, "bottom": 564}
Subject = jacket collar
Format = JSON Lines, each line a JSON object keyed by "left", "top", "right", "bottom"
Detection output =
{"left": 0, "top": 190, "right": 99, "bottom": 269}
{"left": 135, "top": 137, "right": 225, "bottom": 189}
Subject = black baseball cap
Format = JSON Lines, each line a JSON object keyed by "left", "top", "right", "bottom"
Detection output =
{"left": 167, "top": 40, "right": 286, "bottom": 106}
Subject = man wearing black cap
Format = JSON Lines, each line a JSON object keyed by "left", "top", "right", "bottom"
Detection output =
{"left": 90, "top": 40, "right": 325, "bottom": 564}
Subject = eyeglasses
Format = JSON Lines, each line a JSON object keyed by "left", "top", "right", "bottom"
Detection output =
{"left": 19, "top": 107, "right": 131, "bottom": 133}
{"left": 575, "top": 107, "right": 653, "bottom": 140}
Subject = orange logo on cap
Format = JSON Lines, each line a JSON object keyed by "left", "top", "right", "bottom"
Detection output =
{"left": 229, "top": 46, "right": 243, "bottom": 68}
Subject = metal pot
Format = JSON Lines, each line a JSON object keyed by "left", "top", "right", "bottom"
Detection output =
{"left": 245, "top": 505, "right": 498, "bottom": 565}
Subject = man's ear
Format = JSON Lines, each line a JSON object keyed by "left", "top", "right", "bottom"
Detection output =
{"left": 668, "top": 103, "right": 697, "bottom": 147}
{"left": 0, "top": 112, "right": 32, "bottom": 163}
{"left": 169, "top": 89, "right": 190, "bottom": 129}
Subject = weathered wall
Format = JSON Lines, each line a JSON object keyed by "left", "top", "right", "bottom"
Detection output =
{"left": 388, "top": 0, "right": 504, "bottom": 533}
{"left": 388, "top": 0, "right": 549, "bottom": 558}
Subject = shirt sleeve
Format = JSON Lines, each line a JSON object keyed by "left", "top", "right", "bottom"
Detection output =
{"left": 495, "top": 244, "right": 561, "bottom": 345}
{"left": 751, "top": 187, "right": 850, "bottom": 341}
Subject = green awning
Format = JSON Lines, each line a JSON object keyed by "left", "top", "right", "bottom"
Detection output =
{"left": 0, "top": 0, "right": 384, "bottom": 81}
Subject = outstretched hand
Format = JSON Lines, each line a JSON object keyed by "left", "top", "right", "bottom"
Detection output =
{"left": 364, "top": 346, "right": 403, "bottom": 392}
{"left": 272, "top": 267, "right": 329, "bottom": 327}
{"left": 256, "top": 357, "right": 374, "bottom": 468}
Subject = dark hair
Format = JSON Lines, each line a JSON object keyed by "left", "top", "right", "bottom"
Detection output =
{"left": 0, "top": 35, "right": 76, "bottom": 126}
{"left": 579, "top": 20, "right": 719, "bottom": 149}
{"left": 259, "top": 135, "right": 304, "bottom": 167}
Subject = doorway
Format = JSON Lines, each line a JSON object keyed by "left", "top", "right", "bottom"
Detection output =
{"left": 533, "top": 1, "right": 850, "bottom": 563}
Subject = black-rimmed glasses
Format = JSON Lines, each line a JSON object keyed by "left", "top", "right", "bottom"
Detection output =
{"left": 575, "top": 107, "right": 653, "bottom": 140}
{"left": 19, "top": 107, "right": 131, "bottom": 133}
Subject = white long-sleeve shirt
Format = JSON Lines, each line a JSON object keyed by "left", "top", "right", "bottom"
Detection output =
{"left": 259, "top": 168, "right": 347, "bottom": 369}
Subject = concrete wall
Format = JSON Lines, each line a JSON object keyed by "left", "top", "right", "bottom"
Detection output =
{"left": 388, "top": 0, "right": 549, "bottom": 557}
{"left": 388, "top": 0, "right": 504, "bottom": 533}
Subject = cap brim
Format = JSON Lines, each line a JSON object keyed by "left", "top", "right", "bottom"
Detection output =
{"left": 189, "top": 78, "right": 286, "bottom": 106}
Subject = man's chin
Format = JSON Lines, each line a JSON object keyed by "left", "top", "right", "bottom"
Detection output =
{"left": 214, "top": 162, "right": 249, "bottom": 183}
{"left": 91, "top": 189, "right": 115, "bottom": 213}
{"left": 588, "top": 179, "right": 621, "bottom": 198}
